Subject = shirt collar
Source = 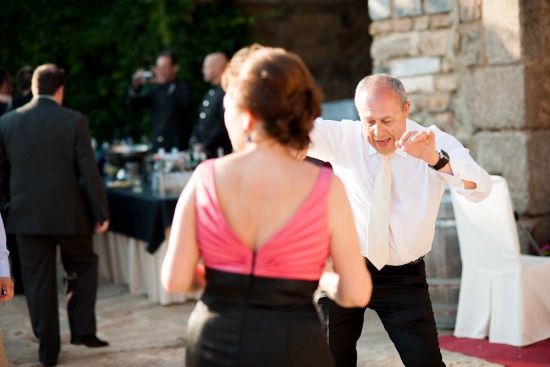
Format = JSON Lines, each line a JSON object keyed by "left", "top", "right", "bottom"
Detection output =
{"left": 35, "top": 95, "right": 59, "bottom": 104}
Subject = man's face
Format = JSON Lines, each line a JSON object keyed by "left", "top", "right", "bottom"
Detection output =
{"left": 202, "top": 55, "right": 216, "bottom": 84}
{"left": 0, "top": 75, "right": 12, "bottom": 94}
{"left": 154, "top": 56, "right": 178, "bottom": 84}
{"left": 357, "top": 88, "right": 409, "bottom": 155}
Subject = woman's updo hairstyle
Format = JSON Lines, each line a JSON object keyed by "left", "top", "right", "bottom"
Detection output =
{"left": 222, "top": 44, "right": 323, "bottom": 150}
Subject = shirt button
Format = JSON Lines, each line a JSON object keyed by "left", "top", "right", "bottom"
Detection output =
{"left": 157, "top": 136, "right": 164, "bottom": 143}
{"left": 200, "top": 112, "right": 206, "bottom": 119}
{"left": 208, "top": 89, "right": 215, "bottom": 96}
{"left": 203, "top": 100, "right": 209, "bottom": 107}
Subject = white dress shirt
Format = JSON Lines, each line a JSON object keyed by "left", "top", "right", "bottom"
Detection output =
{"left": 0, "top": 216, "right": 10, "bottom": 277}
{"left": 309, "top": 118, "right": 492, "bottom": 266}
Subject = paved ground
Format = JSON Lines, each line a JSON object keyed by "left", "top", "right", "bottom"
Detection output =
{"left": 0, "top": 284, "right": 502, "bottom": 367}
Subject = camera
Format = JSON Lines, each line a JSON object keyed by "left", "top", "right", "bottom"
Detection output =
{"left": 142, "top": 71, "right": 154, "bottom": 82}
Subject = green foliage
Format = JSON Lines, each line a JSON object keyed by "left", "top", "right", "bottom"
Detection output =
{"left": 0, "top": 0, "right": 254, "bottom": 144}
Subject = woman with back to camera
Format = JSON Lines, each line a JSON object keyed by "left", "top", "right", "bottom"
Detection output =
{"left": 161, "top": 44, "right": 372, "bottom": 367}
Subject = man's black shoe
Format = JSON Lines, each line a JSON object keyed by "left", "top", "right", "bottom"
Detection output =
{"left": 70, "top": 335, "right": 109, "bottom": 348}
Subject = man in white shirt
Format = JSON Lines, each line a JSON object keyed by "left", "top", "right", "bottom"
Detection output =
{"left": 298, "top": 74, "right": 492, "bottom": 367}
{"left": 0, "top": 215, "right": 14, "bottom": 367}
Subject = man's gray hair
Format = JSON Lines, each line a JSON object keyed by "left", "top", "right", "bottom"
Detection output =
{"left": 354, "top": 74, "right": 408, "bottom": 110}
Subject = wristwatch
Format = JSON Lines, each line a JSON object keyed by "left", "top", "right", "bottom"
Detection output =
{"left": 428, "top": 149, "right": 450, "bottom": 171}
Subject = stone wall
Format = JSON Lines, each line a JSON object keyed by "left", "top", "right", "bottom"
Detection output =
{"left": 233, "top": 0, "right": 371, "bottom": 101}
{"left": 369, "top": 0, "right": 550, "bottom": 251}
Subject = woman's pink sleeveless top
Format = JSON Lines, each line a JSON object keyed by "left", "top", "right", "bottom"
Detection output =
{"left": 195, "top": 159, "right": 332, "bottom": 281}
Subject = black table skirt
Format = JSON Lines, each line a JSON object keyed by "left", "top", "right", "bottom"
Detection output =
{"left": 106, "top": 185, "right": 180, "bottom": 254}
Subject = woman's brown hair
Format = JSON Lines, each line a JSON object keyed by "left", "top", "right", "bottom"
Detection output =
{"left": 222, "top": 44, "right": 323, "bottom": 150}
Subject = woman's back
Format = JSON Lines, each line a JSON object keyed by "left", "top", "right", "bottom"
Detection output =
{"left": 196, "top": 150, "right": 331, "bottom": 280}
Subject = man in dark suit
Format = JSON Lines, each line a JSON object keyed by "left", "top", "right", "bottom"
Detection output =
{"left": 0, "top": 64, "right": 110, "bottom": 366}
{"left": 188, "top": 52, "right": 232, "bottom": 158}
{"left": 126, "top": 50, "right": 194, "bottom": 153}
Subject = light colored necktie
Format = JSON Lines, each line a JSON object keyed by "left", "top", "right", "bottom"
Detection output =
{"left": 367, "top": 154, "right": 391, "bottom": 270}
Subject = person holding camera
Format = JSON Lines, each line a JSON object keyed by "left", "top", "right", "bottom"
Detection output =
{"left": 126, "top": 50, "right": 193, "bottom": 153}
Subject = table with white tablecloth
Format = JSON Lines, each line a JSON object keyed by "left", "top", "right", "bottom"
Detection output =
{"left": 94, "top": 185, "right": 199, "bottom": 305}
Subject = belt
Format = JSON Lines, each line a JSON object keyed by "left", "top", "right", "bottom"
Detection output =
{"left": 366, "top": 256, "right": 425, "bottom": 269}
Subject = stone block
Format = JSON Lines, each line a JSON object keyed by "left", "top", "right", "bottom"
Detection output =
{"left": 473, "top": 65, "right": 525, "bottom": 129}
{"left": 454, "top": 71, "right": 477, "bottom": 144}
{"left": 441, "top": 57, "right": 454, "bottom": 72}
{"left": 520, "top": 0, "right": 542, "bottom": 62}
{"left": 434, "top": 74, "right": 458, "bottom": 91}
{"left": 371, "top": 32, "right": 419, "bottom": 61}
{"left": 458, "top": 0, "right": 481, "bottom": 23}
{"left": 369, "top": 0, "right": 391, "bottom": 20}
{"left": 524, "top": 130, "right": 550, "bottom": 215}
{"left": 408, "top": 94, "right": 421, "bottom": 114}
{"left": 472, "top": 130, "right": 550, "bottom": 216}
{"left": 369, "top": 20, "right": 392, "bottom": 36}
{"left": 471, "top": 131, "right": 529, "bottom": 214}
{"left": 400, "top": 75, "right": 435, "bottom": 93}
{"left": 419, "top": 30, "right": 449, "bottom": 56}
{"left": 524, "top": 64, "right": 550, "bottom": 129}
{"left": 372, "top": 65, "right": 391, "bottom": 74}
{"left": 410, "top": 112, "right": 436, "bottom": 126}
{"left": 459, "top": 24, "right": 481, "bottom": 66}
{"left": 419, "top": 93, "right": 451, "bottom": 112}
{"left": 425, "top": 0, "right": 452, "bottom": 14}
{"left": 414, "top": 16, "right": 430, "bottom": 31}
{"left": 482, "top": 0, "right": 521, "bottom": 65}
{"left": 544, "top": 6, "right": 550, "bottom": 59}
{"left": 435, "top": 112, "right": 455, "bottom": 132}
{"left": 394, "top": 0, "right": 422, "bottom": 18}
{"left": 393, "top": 18, "right": 413, "bottom": 32}
{"left": 390, "top": 57, "right": 441, "bottom": 77}
{"left": 431, "top": 14, "right": 452, "bottom": 29}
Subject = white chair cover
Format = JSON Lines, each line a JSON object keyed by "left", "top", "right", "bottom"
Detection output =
{"left": 451, "top": 175, "right": 550, "bottom": 346}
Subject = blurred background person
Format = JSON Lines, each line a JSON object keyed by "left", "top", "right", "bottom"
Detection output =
{"left": 126, "top": 50, "right": 193, "bottom": 153}
{"left": 0, "top": 64, "right": 110, "bottom": 366}
{"left": 162, "top": 45, "right": 372, "bottom": 367}
{"left": 0, "top": 69, "right": 12, "bottom": 116}
{"left": 188, "top": 52, "right": 232, "bottom": 158}
{"left": 0, "top": 215, "right": 15, "bottom": 367}
{"left": 9, "top": 66, "right": 34, "bottom": 110}
{"left": 3, "top": 65, "right": 34, "bottom": 295}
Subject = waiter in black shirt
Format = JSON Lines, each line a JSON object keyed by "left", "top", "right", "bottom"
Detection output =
{"left": 189, "top": 52, "right": 232, "bottom": 158}
{"left": 126, "top": 50, "right": 193, "bottom": 152}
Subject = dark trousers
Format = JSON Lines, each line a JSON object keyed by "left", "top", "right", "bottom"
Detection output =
{"left": 318, "top": 259, "right": 445, "bottom": 367}
{"left": 17, "top": 234, "right": 99, "bottom": 365}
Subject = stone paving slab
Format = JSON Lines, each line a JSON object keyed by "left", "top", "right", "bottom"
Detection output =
{"left": 0, "top": 284, "right": 502, "bottom": 367}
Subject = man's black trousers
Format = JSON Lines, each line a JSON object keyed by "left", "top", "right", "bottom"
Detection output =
{"left": 318, "top": 258, "right": 446, "bottom": 367}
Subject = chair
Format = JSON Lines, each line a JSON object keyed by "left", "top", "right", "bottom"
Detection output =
{"left": 451, "top": 175, "right": 550, "bottom": 346}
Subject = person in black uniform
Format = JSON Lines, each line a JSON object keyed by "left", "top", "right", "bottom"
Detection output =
{"left": 9, "top": 66, "right": 34, "bottom": 110}
{"left": 189, "top": 52, "right": 232, "bottom": 158}
{"left": 126, "top": 50, "right": 193, "bottom": 152}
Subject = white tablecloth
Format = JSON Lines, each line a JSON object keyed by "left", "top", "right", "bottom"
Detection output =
{"left": 93, "top": 229, "right": 199, "bottom": 305}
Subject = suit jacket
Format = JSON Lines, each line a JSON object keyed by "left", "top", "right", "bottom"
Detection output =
{"left": 188, "top": 85, "right": 232, "bottom": 158}
{"left": 126, "top": 80, "right": 193, "bottom": 152}
{"left": 0, "top": 97, "right": 109, "bottom": 235}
